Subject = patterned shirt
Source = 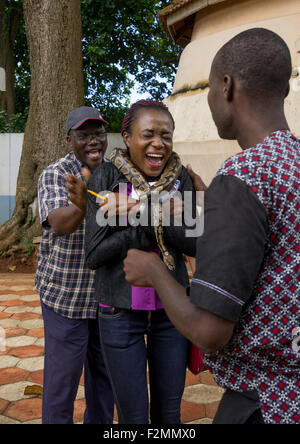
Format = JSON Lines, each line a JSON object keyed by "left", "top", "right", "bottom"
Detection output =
{"left": 35, "top": 152, "right": 97, "bottom": 319}
{"left": 190, "top": 130, "right": 300, "bottom": 424}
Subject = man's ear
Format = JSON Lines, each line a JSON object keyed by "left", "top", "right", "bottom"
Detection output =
{"left": 223, "top": 75, "right": 233, "bottom": 102}
{"left": 66, "top": 133, "right": 72, "bottom": 149}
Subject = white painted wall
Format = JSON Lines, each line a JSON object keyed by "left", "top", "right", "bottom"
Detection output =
{"left": 0, "top": 133, "right": 125, "bottom": 226}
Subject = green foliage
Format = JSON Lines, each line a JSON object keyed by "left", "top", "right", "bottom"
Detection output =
{"left": 81, "top": 0, "right": 180, "bottom": 112}
{"left": 1, "top": 0, "right": 181, "bottom": 132}
{"left": 0, "top": 109, "right": 28, "bottom": 133}
{"left": 23, "top": 237, "right": 35, "bottom": 257}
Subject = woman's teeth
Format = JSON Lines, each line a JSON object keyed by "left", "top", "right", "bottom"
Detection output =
{"left": 146, "top": 154, "right": 164, "bottom": 168}
{"left": 147, "top": 154, "right": 163, "bottom": 158}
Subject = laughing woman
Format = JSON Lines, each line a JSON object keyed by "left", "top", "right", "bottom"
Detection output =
{"left": 85, "top": 100, "right": 197, "bottom": 424}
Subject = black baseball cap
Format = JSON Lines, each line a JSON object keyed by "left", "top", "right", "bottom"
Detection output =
{"left": 66, "top": 106, "right": 109, "bottom": 134}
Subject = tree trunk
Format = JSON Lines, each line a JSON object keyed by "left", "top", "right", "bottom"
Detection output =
{"left": 0, "top": 0, "right": 19, "bottom": 118}
{"left": 0, "top": 0, "right": 84, "bottom": 250}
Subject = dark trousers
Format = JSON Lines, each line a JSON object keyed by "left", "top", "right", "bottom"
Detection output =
{"left": 213, "top": 389, "right": 264, "bottom": 424}
{"left": 41, "top": 302, "right": 114, "bottom": 424}
{"left": 98, "top": 307, "right": 189, "bottom": 424}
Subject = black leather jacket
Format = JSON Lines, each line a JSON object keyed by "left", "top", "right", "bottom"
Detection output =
{"left": 85, "top": 160, "right": 197, "bottom": 308}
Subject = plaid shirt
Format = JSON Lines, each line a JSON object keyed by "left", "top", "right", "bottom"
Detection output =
{"left": 35, "top": 152, "right": 97, "bottom": 319}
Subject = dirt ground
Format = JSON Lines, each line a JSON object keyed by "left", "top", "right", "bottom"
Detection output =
{"left": 0, "top": 250, "right": 37, "bottom": 274}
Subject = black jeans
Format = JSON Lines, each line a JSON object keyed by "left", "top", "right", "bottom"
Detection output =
{"left": 41, "top": 302, "right": 114, "bottom": 424}
{"left": 98, "top": 307, "right": 189, "bottom": 424}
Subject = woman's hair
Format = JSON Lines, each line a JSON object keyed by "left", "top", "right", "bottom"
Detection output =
{"left": 121, "top": 100, "right": 175, "bottom": 136}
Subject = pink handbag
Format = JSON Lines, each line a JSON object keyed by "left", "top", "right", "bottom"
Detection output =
{"left": 188, "top": 342, "right": 206, "bottom": 375}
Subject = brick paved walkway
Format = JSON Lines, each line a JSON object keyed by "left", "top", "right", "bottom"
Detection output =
{"left": 0, "top": 273, "right": 224, "bottom": 424}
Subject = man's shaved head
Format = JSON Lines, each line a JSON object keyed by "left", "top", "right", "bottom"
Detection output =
{"left": 213, "top": 28, "right": 292, "bottom": 101}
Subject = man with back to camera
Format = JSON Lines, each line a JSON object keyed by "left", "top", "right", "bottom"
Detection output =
{"left": 123, "top": 29, "right": 300, "bottom": 424}
{"left": 36, "top": 106, "right": 114, "bottom": 424}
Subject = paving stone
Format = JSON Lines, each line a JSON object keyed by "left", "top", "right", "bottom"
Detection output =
{"left": 15, "top": 290, "right": 39, "bottom": 296}
{"left": 10, "top": 346, "right": 44, "bottom": 359}
{"left": 27, "top": 328, "right": 44, "bottom": 338}
{"left": 6, "top": 287, "right": 32, "bottom": 292}
{"left": 6, "top": 336, "right": 37, "bottom": 348}
{"left": 27, "top": 370, "right": 43, "bottom": 386}
{"left": 23, "top": 418, "right": 42, "bottom": 424}
{"left": 0, "top": 355, "right": 20, "bottom": 369}
{"left": 0, "top": 367, "right": 29, "bottom": 385}
{"left": 0, "top": 312, "right": 12, "bottom": 320}
{"left": 34, "top": 338, "right": 45, "bottom": 347}
{"left": 205, "top": 400, "right": 221, "bottom": 419}
{"left": 17, "top": 319, "right": 44, "bottom": 330}
{"left": 11, "top": 312, "right": 41, "bottom": 321}
{"left": 1, "top": 300, "right": 25, "bottom": 307}
{"left": 0, "top": 319, "right": 19, "bottom": 328}
{"left": 0, "top": 381, "right": 36, "bottom": 401}
{"left": 3, "top": 328, "right": 27, "bottom": 338}
{"left": 76, "top": 385, "right": 85, "bottom": 400}
{"left": 181, "top": 400, "right": 206, "bottom": 423}
{"left": 182, "top": 384, "right": 224, "bottom": 405}
{"left": 4, "top": 398, "right": 42, "bottom": 422}
{"left": 199, "top": 370, "right": 218, "bottom": 387}
{"left": 0, "top": 295, "right": 22, "bottom": 302}
{"left": 185, "top": 371, "right": 201, "bottom": 386}
{"left": 17, "top": 356, "right": 44, "bottom": 372}
{"left": 0, "top": 414, "right": 20, "bottom": 424}
{"left": 26, "top": 301, "right": 41, "bottom": 307}
{"left": 187, "top": 418, "right": 213, "bottom": 424}
{"left": 18, "top": 295, "right": 40, "bottom": 302}
{"left": 30, "top": 307, "right": 42, "bottom": 314}
{"left": 0, "top": 290, "right": 16, "bottom": 296}
{"left": 0, "top": 399, "right": 9, "bottom": 414}
{"left": 73, "top": 399, "right": 86, "bottom": 424}
{"left": 5, "top": 306, "right": 39, "bottom": 314}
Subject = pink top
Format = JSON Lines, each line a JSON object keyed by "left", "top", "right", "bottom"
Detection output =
{"left": 99, "top": 183, "right": 163, "bottom": 311}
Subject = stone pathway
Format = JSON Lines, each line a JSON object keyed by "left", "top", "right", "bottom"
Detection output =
{"left": 0, "top": 273, "right": 224, "bottom": 424}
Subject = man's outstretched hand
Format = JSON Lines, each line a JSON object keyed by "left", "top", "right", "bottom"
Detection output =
{"left": 66, "top": 174, "right": 87, "bottom": 214}
{"left": 123, "top": 249, "right": 164, "bottom": 288}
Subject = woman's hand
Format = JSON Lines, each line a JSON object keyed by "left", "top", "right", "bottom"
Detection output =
{"left": 99, "top": 193, "right": 140, "bottom": 218}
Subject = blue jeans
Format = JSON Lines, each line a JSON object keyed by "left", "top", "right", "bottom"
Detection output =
{"left": 98, "top": 307, "right": 188, "bottom": 424}
{"left": 41, "top": 302, "right": 114, "bottom": 424}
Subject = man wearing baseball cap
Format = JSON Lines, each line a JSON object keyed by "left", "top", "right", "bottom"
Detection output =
{"left": 35, "top": 106, "right": 114, "bottom": 424}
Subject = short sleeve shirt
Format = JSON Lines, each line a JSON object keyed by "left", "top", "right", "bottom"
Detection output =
{"left": 35, "top": 152, "right": 97, "bottom": 319}
{"left": 190, "top": 131, "right": 300, "bottom": 424}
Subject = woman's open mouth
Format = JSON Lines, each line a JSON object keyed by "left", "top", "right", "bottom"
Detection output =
{"left": 145, "top": 153, "right": 165, "bottom": 170}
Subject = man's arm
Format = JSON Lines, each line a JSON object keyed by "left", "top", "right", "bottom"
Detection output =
{"left": 124, "top": 249, "right": 235, "bottom": 354}
{"left": 124, "top": 174, "right": 268, "bottom": 355}
{"left": 47, "top": 205, "right": 85, "bottom": 236}
{"left": 38, "top": 166, "right": 89, "bottom": 236}
{"left": 47, "top": 173, "right": 87, "bottom": 236}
